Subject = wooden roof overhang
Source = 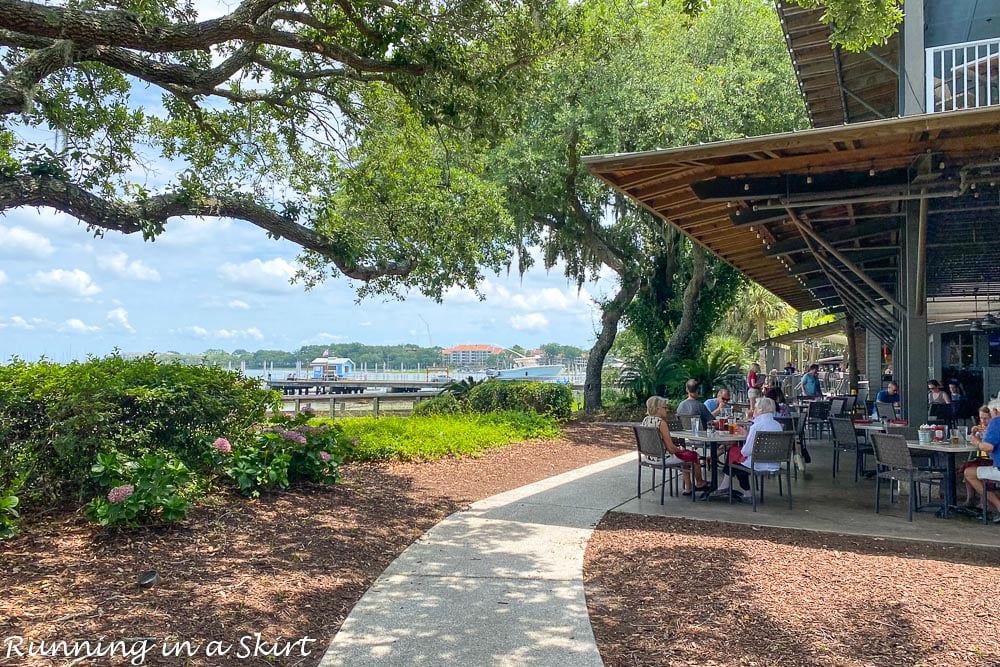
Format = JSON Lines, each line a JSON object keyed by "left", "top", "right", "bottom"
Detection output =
{"left": 759, "top": 318, "right": 846, "bottom": 347}
{"left": 583, "top": 107, "right": 1000, "bottom": 344}
{"left": 776, "top": 2, "right": 899, "bottom": 127}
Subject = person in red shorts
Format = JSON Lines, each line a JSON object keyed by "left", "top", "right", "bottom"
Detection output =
{"left": 643, "top": 396, "right": 709, "bottom": 496}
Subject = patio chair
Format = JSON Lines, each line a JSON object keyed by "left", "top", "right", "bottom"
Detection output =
{"left": 805, "top": 400, "right": 831, "bottom": 441}
{"left": 842, "top": 394, "right": 858, "bottom": 417}
{"left": 829, "top": 397, "right": 846, "bottom": 418}
{"left": 928, "top": 403, "right": 953, "bottom": 428}
{"left": 829, "top": 416, "right": 873, "bottom": 482}
{"left": 982, "top": 478, "right": 1000, "bottom": 524}
{"left": 870, "top": 433, "right": 944, "bottom": 522}
{"left": 729, "top": 431, "right": 795, "bottom": 512}
{"left": 874, "top": 401, "right": 897, "bottom": 421}
{"left": 633, "top": 425, "right": 684, "bottom": 505}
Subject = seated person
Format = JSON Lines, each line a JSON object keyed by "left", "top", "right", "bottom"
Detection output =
{"left": 643, "top": 396, "right": 709, "bottom": 496}
{"left": 676, "top": 379, "right": 715, "bottom": 428}
{"left": 961, "top": 405, "right": 994, "bottom": 509}
{"left": 963, "top": 398, "right": 1000, "bottom": 522}
{"left": 783, "top": 362, "right": 796, "bottom": 375}
{"left": 712, "top": 397, "right": 784, "bottom": 499}
{"left": 874, "top": 381, "right": 900, "bottom": 406}
{"left": 763, "top": 375, "right": 786, "bottom": 409}
{"left": 704, "top": 389, "right": 731, "bottom": 417}
{"left": 927, "top": 379, "right": 951, "bottom": 405}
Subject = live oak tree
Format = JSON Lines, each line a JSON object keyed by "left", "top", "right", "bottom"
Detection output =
{"left": 495, "top": 0, "right": 807, "bottom": 410}
{"left": 0, "top": 0, "right": 565, "bottom": 298}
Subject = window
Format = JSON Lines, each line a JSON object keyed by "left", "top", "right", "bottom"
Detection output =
{"left": 942, "top": 332, "right": 974, "bottom": 368}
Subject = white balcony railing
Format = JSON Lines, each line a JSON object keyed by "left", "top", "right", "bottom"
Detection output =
{"left": 926, "top": 37, "right": 1000, "bottom": 113}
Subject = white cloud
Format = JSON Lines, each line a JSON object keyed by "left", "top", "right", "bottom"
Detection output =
{"left": 0, "top": 226, "right": 55, "bottom": 258}
{"left": 31, "top": 269, "right": 101, "bottom": 297}
{"left": 510, "top": 313, "right": 549, "bottom": 331}
{"left": 359, "top": 321, "right": 372, "bottom": 327}
{"left": 97, "top": 252, "right": 161, "bottom": 282}
{"left": 0, "top": 269, "right": 7, "bottom": 285}
{"left": 217, "top": 257, "right": 298, "bottom": 293}
{"left": 301, "top": 332, "right": 347, "bottom": 345}
{"left": 155, "top": 218, "right": 233, "bottom": 248}
{"left": 228, "top": 300, "right": 250, "bottom": 309}
{"left": 107, "top": 307, "right": 136, "bottom": 333}
{"left": 175, "top": 326, "right": 264, "bottom": 340}
{"left": 61, "top": 318, "right": 100, "bottom": 334}
{"left": 10, "top": 316, "right": 36, "bottom": 330}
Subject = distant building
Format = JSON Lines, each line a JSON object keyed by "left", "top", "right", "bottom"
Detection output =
{"left": 441, "top": 344, "right": 505, "bottom": 366}
{"left": 308, "top": 357, "right": 354, "bottom": 379}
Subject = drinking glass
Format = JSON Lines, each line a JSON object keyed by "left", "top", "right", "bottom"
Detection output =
{"left": 691, "top": 417, "right": 701, "bottom": 434}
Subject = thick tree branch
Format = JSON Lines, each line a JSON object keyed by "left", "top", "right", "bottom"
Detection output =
{"left": 0, "top": 174, "right": 413, "bottom": 281}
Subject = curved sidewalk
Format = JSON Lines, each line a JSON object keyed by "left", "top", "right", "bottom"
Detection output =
{"left": 319, "top": 452, "right": 635, "bottom": 666}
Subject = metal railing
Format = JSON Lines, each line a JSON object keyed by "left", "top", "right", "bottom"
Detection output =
{"left": 926, "top": 37, "right": 1000, "bottom": 113}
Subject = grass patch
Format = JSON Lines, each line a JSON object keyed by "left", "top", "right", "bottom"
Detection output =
{"left": 325, "top": 411, "right": 561, "bottom": 461}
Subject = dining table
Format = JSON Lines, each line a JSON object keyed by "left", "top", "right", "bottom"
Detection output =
{"left": 906, "top": 439, "right": 979, "bottom": 518}
{"left": 673, "top": 428, "right": 747, "bottom": 489}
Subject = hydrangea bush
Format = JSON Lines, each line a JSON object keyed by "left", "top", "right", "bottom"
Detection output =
{"left": 85, "top": 452, "right": 193, "bottom": 527}
{"left": 212, "top": 412, "right": 350, "bottom": 497}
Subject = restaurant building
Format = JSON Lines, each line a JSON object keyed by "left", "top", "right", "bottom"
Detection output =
{"left": 584, "top": 1, "right": 1000, "bottom": 423}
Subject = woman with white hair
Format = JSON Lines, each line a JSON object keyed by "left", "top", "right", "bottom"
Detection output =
{"left": 642, "top": 396, "right": 709, "bottom": 496}
{"left": 963, "top": 398, "right": 1000, "bottom": 522}
{"left": 712, "top": 397, "right": 783, "bottom": 499}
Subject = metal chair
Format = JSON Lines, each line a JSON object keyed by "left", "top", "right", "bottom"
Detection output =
{"left": 928, "top": 403, "right": 953, "bottom": 427}
{"left": 633, "top": 425, "right": 684, "bottom": 504}
{"left": 829, "top": 397, "right": 846, "bottom": 417}
{"left": 982, "top": 478, "right": 1000, "bottom": 524}
{"left": 874, "top": 401, "right": 897, "bottom": 421}
{"left": 829, "top": 416, "right": 873, "bottom": 481}
{"left": 870, "top": 433, "right": 944, "bottom": 522}
{"left": 729, "top": 431, "right": 795, "bottom": 512}
{"left": 805, "top": 400, "right": 831, "bottom": 440}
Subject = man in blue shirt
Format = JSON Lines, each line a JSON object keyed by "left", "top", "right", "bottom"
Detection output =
{"left": 704, "top": 389, "right": 731, "bottom": 417}
{"left": 874, "top": 381, "right": 900, "bottom": 406}
{"left": 965, "top": 398, "right": 1000, "bottom": 522}
{"left": 797, "top": 364, "right": 822, "bottom": 398}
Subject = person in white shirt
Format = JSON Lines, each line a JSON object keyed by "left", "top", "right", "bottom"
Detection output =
{"left": 740, "top": 397, "right": 784, "bottom": 473}
{"left": 712, "top": 397, "right": 783, "bottom": 498}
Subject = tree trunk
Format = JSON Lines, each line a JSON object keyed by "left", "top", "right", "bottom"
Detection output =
{"left": 583, "top": 278, "right": 640, "bottom": 412}
{"left": 663, "top": 243, "right": 706, "bottom": 360}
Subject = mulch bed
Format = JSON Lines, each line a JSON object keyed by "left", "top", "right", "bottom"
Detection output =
{"left": 0, "top": 421, "right": 631, "bottom": 666}
{"left": 584, "top": 512, "right": 1000, "bottom": 667}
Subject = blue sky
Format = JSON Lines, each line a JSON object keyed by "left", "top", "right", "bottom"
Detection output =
{"left": 0, "top": 208, "right": 615, "bottom": 362}
{"left": 0, "top": 0, "right": 618, "bottom": 362}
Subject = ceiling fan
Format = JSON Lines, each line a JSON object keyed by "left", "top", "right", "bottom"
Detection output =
{"left": 952, "top": 292, "right": 1000, "bottom": 332}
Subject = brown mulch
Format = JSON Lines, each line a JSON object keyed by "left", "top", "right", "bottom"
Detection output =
{"left": 584, "top": 513, "right": 1000, "bottom": 667}
{"left": 0, "top": 421, "right": 631, "bottom": 666}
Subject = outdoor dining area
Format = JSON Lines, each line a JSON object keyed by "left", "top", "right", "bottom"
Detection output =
{"left": 618, "top": 388, "right": 1000, "bottom": 548}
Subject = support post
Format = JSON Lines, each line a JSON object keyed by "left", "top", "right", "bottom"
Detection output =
{"left": 901, "top": 197, "right": 928, "bottom": 423}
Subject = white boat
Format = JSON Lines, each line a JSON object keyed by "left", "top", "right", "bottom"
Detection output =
{"left": 494, "top": 364, "right": 564, "bottom": 380}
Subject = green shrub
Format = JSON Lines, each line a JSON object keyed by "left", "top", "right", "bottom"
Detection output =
{"left": 466, "top": 381, "right": 573, "bottom": 419}
{"left": 335, "top": 411, "right": 560, "bottom": 461}
{"left": 0, "top": 354, "right": 278, "bottom": 509}
{"left": 0, "top": 492, "right": 20, "bottom": 539}
{"left": 412, "top": 394, "right": 463, "bottom": 416}
{"left": 212, "top": 412, "right": 350, "bottom": 497}
{"left": 85, "top": 451, "right": 193, "bottom": 527}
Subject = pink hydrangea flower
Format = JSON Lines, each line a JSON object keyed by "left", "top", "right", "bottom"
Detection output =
{"left": 107, "top": 484, "right": 134, "bottom": 504}
{"left": 319, "top": 451, "right": 331, "bottom": 462}
{"left": 213, "top": 437, "right": 232, "bottom": 453}
{"left": 280, "top": 430, "right": 307, "bottom": 445}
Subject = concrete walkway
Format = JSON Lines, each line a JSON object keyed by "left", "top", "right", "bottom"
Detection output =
{"left": 319, "top": 452, "right": 636, "bottom": 666}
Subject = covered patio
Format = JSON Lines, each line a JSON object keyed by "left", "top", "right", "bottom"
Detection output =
{"left": 616, "top": 435, "right": 1000, "bottom": 548}
{"left": 584, "top": 107, "right": 1000, "bottom": 425}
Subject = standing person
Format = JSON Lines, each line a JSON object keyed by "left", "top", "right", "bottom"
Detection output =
{"left": 963, "top": 398, "right": 1000, "bottom": 522}
{"left": 797, "top": 364, "right": 823, "bottom": 399}
{"left": 948, "top": 379, "right": 969, "bottom": 422}
{"left": 642, "top": 396, "right": 709, "bottom": 496}
{"left": 704, "top": 388, "right": 732, "bottom": 417}
{"left": 676, "top": 379, "right": 715, "bottom": 428}
{"left": 746, "top": 363, "right": 763, "bottom": 414}
{"left": 783, "top": 361, "right": 796, "bottom": 375}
